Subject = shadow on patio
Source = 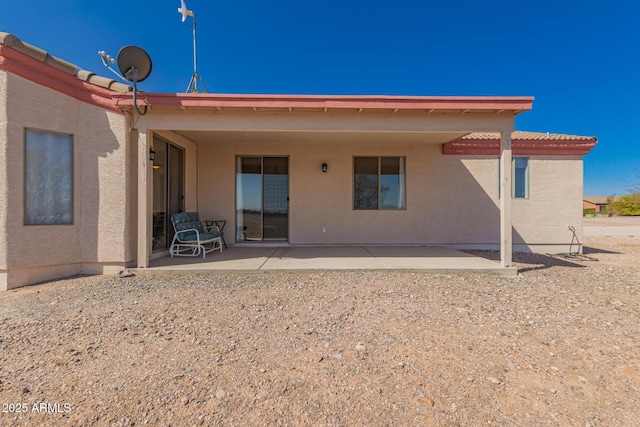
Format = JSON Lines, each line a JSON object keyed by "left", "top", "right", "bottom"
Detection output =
{"left": 465, "top": 249, "right": 593, "bottom": 273}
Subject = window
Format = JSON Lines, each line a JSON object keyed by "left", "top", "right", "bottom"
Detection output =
{"left": 513, "top": 157, "right": 529, "bottom": 199}
{"left": 354, "top": 157, "right": 406, "bottom": 210}
{"left": 498, "top": 157, "right": 530, "bottom": 199}
{"left": 24, "top": 130, "right": 73, "bottom": 225}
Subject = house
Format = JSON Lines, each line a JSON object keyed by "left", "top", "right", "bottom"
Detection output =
{"left": 0, "top": 32, "right": 597, "bottom": 290}
{"left": 583, "top": 196, "right": 610, "bottom": 215}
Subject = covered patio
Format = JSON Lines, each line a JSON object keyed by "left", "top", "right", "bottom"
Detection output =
{"left": 115, "top": 94, "right": 535, "bottom": 274}
{"left": 144, "top": 245, "right": 516, "bottom": 275}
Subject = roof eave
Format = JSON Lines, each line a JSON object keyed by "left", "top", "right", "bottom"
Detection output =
{"left": 443, "top": 138, "right": 597, "bottom": 156}
{"left": 112, "top": 92, "right": 534, "bottom": 114}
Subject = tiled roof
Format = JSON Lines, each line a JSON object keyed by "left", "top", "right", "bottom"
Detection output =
{"left": 583, "top": 196, "right": 610, "bottom": 204}
{"left": 443, "top": 131, "right": 597, "bottom": 156}
{"left": 462, "top": 131, "right": 597, "bottom": 141}
{"left": 0, "top": 32, "right": 130, "bottom": 93}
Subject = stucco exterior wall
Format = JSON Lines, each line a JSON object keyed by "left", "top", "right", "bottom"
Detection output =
{"left": 0, "top": 70, "right": 8, "bottom": 288}
{"left": 513, "top": 156, "right": 584, "bottom": 251}
{"left": 195, "top": 138, "right": 583, "bottom": 252}
{"left": 2, "top": 73, "right": 130, "bottom": 289}
{"left": 125, "top": 127, "right": 137, "bottom": 262}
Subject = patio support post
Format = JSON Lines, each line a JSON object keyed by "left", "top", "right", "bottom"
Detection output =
{"left": 137, "top": 128, "right": 152, "bottom": 268}
{"left": 499, "top": 129, "right": 513, "bottom": 267}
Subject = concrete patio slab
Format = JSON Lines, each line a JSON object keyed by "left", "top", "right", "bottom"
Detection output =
{"left": 364, "top": 246, "right": 503, "bottom": 270}
{"left": 149, "top": 247, "right": 277, "bottom": 271}
{"left": 144, "top": 245, "right": 516, "bottom": 275}
{"left": 261, "top": 247, "right": 385, "bottom": 270}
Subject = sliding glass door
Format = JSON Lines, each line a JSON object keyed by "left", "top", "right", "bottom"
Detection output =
{"left": 236, "top": 157, "right": 289, "bottom": 242}
{"left": 152, "top": 137, "right": 184, "bottom": 252}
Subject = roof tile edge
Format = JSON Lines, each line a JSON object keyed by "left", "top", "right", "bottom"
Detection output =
{"left": 0, "top": 31, "right": 129, "bottom": 93}
{"left": 443, "top": 132, "right": 597, "bottom": 156}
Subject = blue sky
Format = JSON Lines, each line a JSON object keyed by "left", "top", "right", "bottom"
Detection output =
{"left": 3, "top": 0, "right": 639, "bottom": 195}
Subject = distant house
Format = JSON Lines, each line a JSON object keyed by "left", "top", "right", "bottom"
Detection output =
{"left": 583, "top": 196, "right": 610, "bottom": 214}
{"left": 0, "top": 31, "right": 598, "bottom": 290}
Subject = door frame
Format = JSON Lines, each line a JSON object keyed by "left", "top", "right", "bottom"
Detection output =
{"left": 235, "top": 155, "right": 290, "bottom": 243}
{"left": 151, "top": 136, "right": 185, "bottom": 253}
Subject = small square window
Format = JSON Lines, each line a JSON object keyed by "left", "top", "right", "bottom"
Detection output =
{"left": 354, "top": 157, "right": 406, "bottom": 210}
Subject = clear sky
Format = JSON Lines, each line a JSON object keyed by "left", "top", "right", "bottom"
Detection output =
{"left": 2, "top": 0, "right": 639, "bottom": 196}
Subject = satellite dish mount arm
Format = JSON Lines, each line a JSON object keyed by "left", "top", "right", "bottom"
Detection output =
{"left": 126, "top": 67, "right": 148, "bottom": 116}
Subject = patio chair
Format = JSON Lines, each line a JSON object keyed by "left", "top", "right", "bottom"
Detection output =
{"left": 170, "top": 212, "right": 224, "bottom": 258}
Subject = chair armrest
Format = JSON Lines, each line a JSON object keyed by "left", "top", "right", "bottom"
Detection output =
{"left": 175, "top": 228, "right": 201, "bottom": 242}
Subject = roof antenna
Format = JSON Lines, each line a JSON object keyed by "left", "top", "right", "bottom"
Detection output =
{"left": 99, "top": 46, "right": 153, "bottom": 115}
{"left": 178, "top": 0, "right": 208, "bottom": 93}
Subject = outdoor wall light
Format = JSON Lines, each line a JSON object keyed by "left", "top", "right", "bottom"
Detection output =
{"left": 322, "top": 162, "right": 328, "bottom": 173}
{"left": 149, "top": 147, "right": 156, "bottom": 161}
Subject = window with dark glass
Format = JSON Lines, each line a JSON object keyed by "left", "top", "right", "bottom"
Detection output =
{"left": 498, "top": 157, "right": 530, "bottom": 199}
{"left": 513, "top": 157, "right": 529, "bottom": 199}
{"left": 354, "top": 157, "right": 406, "bottom": 210}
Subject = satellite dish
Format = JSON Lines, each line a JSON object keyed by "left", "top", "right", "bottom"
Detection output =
{"left": 178, "top": 0, "right": 192, "bottom": 22}
{"left": 114, "top": 45, "right": 152, "bottom": 115}
{"left": 117, "top": 46, "right": 152, "bottom": 83}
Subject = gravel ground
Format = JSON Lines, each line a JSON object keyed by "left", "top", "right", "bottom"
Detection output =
{"left": 0, "top": 235, "right": 639, "bottom": 426}
{"left": 583, "top": 216, "right": 640, "bottom": 236}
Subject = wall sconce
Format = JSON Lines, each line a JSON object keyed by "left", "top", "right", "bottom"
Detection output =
{"left": 149, "top": 147, "right": 156, "bottom": 161}
{"left": 322, "top": 162, "right": 328, "bottom": 173}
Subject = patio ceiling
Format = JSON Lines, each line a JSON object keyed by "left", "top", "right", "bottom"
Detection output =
{"left": 132, "top": 94, "right": 533, "bottom": 142}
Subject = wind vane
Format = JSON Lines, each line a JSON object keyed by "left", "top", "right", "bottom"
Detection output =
{"left": 178, "top": 0, "right": 208, "bottom": 93}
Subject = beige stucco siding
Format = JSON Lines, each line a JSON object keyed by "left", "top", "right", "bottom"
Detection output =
{"left": 198, "top": 141, "right": 503, "bottom": 246}
{"left": 513, "top": 156, "right": 584, "bottom": 249}
{"left": 196, "top": 138, "right": 582, "bottom": 251}
{"left": 0, "top": 70, "right": 8, "bottom": 275}
{"left": 125, "top": 128, "right": 138, "bottom": 262}
{"left": 2, "top": 73, "right": 130, "bottom": 286}
{"left": 433, "top": 155, "right": 584, "bottom": 251}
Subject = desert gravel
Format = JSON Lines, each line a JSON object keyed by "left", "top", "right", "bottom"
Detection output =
{"left": 0, "top": 235, "right": 639, "bottom": 426}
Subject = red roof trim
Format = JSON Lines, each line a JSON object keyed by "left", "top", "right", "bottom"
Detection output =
{"left": 442, "top": 138, "right": 597, "bottom": 156}
{"left": 0, "top": 45, "right": 124, "bottom": 114}
{"left": 113, "top": 92, "right": 534, "bottom": 113}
